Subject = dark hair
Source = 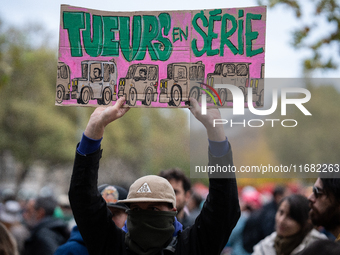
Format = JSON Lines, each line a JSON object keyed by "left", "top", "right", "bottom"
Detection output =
{"left": 279, "top": 194, "right": 310, "bottom": 229}
{"left": 273, "top": 185, "right": 286, "bottom": 198}
{"left": 320, "top": 178, "right": 340, "bottom": 204}
{"left": 159, "top": 168, "right": 191, "bottom": 192}
{"left": 191, "top": 192, "right": 203, "bottom": 208}
{"left": 299, "top": 239, "right": 340, "bottom": 255}
{"left": 34, "top": 196, "right": 57, "bottom": 216}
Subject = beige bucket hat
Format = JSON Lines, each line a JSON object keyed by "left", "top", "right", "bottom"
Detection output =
{"left": 118, "top": 175, "right": 176, "bottom": 208}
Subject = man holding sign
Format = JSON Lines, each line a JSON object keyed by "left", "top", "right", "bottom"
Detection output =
{"left": 68, "top": 97, "right": 240, "bottom": 255}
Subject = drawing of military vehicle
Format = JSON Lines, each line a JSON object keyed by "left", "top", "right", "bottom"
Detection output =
{"left": 204, "top": 62, "right": 251, "bottom": 106}
{"left": 56, "top": 62, "right": 71, "bottom": 104}
{"left": 159, "top": 61, "right": 204, "bottom": 106}
{"left": 249, "top": 63, "right": 265, "bottom": 106}
{"left": 118, "top": 64, "right": 158, "bottom": 106}
{"left": 71, "top": 60, "right": 117, "bottom": 105}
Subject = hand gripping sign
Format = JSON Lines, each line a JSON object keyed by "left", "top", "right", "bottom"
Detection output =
{"left": 56, "top": 5, "right": 266, "bottom": 108}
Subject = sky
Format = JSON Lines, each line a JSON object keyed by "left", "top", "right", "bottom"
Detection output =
{"left": 1, "top": 0, "right": 339, "bottom": 78}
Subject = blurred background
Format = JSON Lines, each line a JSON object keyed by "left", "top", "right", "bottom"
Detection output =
{"left": 0, "top": 0, "right": 339, "bottom": 202}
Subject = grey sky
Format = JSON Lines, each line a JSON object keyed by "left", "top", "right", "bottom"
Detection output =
{"left": 1, "top": 0, "right": 339, "bottom": 78}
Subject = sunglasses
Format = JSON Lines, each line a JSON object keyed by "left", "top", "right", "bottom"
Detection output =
{"left": 313, "top": 186, "right": 324, "bottom": 198}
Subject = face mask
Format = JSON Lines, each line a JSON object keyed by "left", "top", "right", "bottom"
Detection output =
{"left": 125, "top": 210, "right": 176, "bottom": 255}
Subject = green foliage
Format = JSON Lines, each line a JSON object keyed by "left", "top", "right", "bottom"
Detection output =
{"left": 102, "top": 108, "right": 190, "bottom": 176}
{"left": 0, "top": 21, "right": 11, "bottom": 91}
{"left": 0, "top": 23, "right": 81, "bottom": 169}
{"left": 258, "top": 0, "right": 340, "bottom": 72}
{"left": 264, "top": 84, "right": 340, "bottom": 165}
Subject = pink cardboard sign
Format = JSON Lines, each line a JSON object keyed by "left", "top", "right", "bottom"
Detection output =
{"left": 56, "top": 5, "right": 266, "bottom": 107}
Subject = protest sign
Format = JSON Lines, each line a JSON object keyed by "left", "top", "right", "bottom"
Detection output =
{"left": 56, "top": 5, "right": 266, "bottom": 107}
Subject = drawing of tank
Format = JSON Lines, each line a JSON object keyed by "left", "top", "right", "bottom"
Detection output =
{"left": 118, "top": 64, "right": 158, "bottom": 106}
{"left": 204, "top": 62, "right": 251, "bottom": 106}
{"left": 159, "top": 61, "right": 204, "bottom": 106}
{"left": 56, "top": 62, "right": 71, "bottom": 104}
{"left": 71, "top": 60, "right": 117, "bottom": 105}
{"left": 249, "top": 63, "right": 265, "bottom": 107}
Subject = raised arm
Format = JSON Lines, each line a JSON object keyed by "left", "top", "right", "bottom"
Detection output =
{"left": 84, "top": 97, "right": 130, "bottom": 140}
{"left": 69, "top": 97, "right": 129, "bottom": 255}
{"left": 178, "top": 98, "right": 240, "bottom": 255}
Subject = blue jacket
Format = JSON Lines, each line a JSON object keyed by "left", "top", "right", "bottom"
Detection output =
{"left": 54, "top": 225, "right": 88, "bottom": 255}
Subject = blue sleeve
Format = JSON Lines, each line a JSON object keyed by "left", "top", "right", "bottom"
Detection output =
{"left": 77, "top": 133, "right": 102, "bottom": 156}
{"left": 208, "top": 137, "right": 229, "bottom": 157}
{"left": 77, "top": 133, "right": 228, "bottom": 157}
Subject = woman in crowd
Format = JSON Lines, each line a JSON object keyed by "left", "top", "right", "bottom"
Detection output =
{"left": 252, "top": 194, "right": 327, "bottom": 255}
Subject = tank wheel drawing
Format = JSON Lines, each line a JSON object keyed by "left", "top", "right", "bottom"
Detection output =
{"left": 218, "top": 89, "right": 227, "bottom": 106}
{"left": 169, "top": 85, "right": 182, "bottom": 107}
{"left": 143, "top": 88, "right": 152, "bottom": 106}
{"left": 80, "top": 87, "right": 91, "bottom": 104}
{"left": 56, "top": 85, "right": 65, "bottom": 104}
{"left": 185, "top": 86, "right": 200, "bottom": 106}
{"left": 97, "top": 87, "right": 112, "bottom": 105}
{"left": 128, "top": 87, "right": 137, "bottom": 106}
{"left": 189, "top": 86, "right": 200, "bottom": 101}
{"left": 256, "top": 89, "right": 264, "bottom": 107}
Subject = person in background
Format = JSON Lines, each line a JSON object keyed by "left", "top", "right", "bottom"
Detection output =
{"left": 55, "top": 194, "right": 75, "bottom": 231}
{"left": 54, "top": 184, "right": 128, "bottom": 255}
{"left": 159, "top": 168, "right": 194, "bottom": 229}
{"left": 243, "top": 185, "right": 289, "bottom": 253}
{"left": 185, "top": 190, "right": 203, "bottom": 224}
{"left": 222, "top": 186, "right": 261, "bottom": 255}
{"left": 98, "top": 184, "right": 129, "bottom": 229}
{"left": 0, "top": 221, "right": 19, "bottom": 255}
{"left": 22, "top": 196, "right": 70, "bottom": 255}
{"left": 252, "top": 194, "right": 327, "bottom": 255}
{"left": 308, "top": 177, "right": 340, "bottom": 242}
{"left": 0, "top": 200, "right": 30, "bottom": 254}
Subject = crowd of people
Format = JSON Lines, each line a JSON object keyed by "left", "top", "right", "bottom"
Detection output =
{"left": 0, "top": 97, "right": 339, "bottom": 255}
